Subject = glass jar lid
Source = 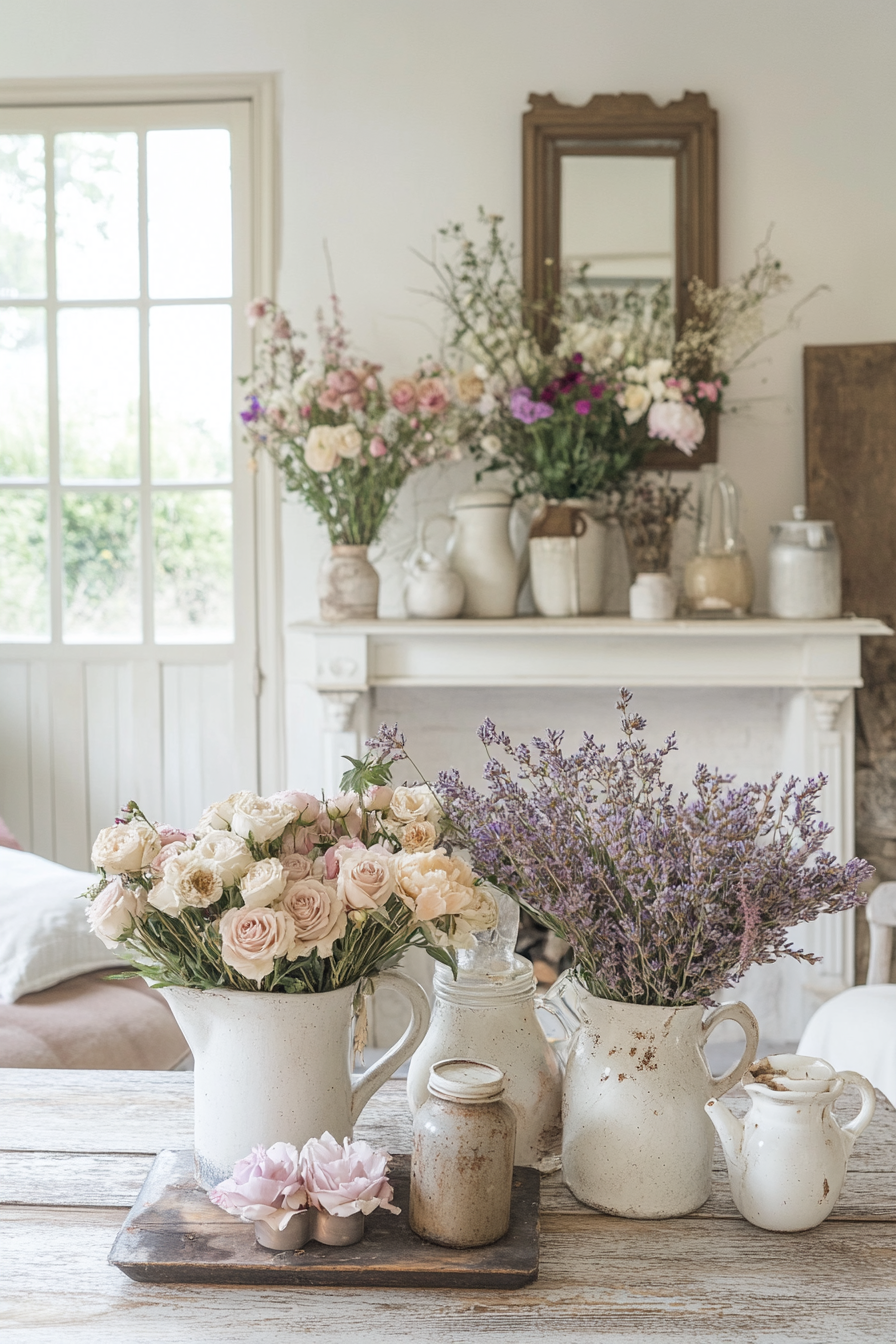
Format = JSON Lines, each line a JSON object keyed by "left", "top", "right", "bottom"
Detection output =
{"left": 427, "top": 1058, "right": 506, "bottom": 1103}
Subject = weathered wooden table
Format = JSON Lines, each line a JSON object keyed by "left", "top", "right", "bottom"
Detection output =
{"left": 2, "top": 1069, "right": 895, "bottom": 1342}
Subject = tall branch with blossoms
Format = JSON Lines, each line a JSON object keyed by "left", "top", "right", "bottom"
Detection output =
{"left": 367, "top": 693, "right": 872, "bottom": 1006}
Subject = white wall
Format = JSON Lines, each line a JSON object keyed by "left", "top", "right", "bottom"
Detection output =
{"left": 4, "top": 0, "right": 895, "bottom": 794}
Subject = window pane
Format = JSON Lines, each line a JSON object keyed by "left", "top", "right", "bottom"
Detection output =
{"left": 0, "top": 490, "right": 49, "bottom": 639}
{"left": 0, "top": 134, "right": 46, "bottom": 299}
{"left": 147, "top": 129, "right": 232, "bottom": 298}
{"left": 55, "top": 132, "right": 138, "bottom": 300}
{"left": 153, "top": 491, "right": 233, "bottom": 642}
{"left": 0, "top": 308, "right": 48, "bottom": 479}
{"left": 150, "top": 305, "right": 232, "bottom": 481}
{"left": 62, "top": 491, "right": 140, "bottom": 643}
{"left": 58, "top": 307, "right": 139, "bottom": 480}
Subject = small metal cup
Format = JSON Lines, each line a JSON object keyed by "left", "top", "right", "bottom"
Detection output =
{"left": 254, "top": 1208, "right": 312, "bottom": 1251}
{"left": 311, "top": 1207, "right": 365, "bottom": 1245}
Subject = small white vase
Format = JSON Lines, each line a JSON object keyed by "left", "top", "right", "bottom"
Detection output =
{"left": 562, "top": 991, "right": 759, "bottom": 1218}
{"left": 629, "top": 572, "right": 677, "bottom": 620}
{"left": 161, "top": 971, "right": 430, "bottom": 1189}
{"left": 529, "top": 504, "right": 607, "bottom": 617}
{"left": 318, "top": 545, "right": 379, "bottom": 622}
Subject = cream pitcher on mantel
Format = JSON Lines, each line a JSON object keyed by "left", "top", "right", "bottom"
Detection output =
{"left": 446, "top": 489, "right": 528, "bottom": 618}
{"left": 706, "top": 1053, "right": 876, "bottom": 1232}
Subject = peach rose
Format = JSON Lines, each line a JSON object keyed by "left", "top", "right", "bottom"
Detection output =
{"left": 388, "top": 786, "right": 441, "bottom": 826}
{"left": 416, "top": 377, "right": 449, "bottom": 415}
{"left": 400, "top": 820, "right": 436, "bottom": 854}
{"left": 389, "top": 379, "right": 418, "bottom": 413}
{"left": 279, "top": 879, "right": 347, "bottom": 959}
{"left": 219, "top": 906, "right": 292, "bottom": 982}
{"left": 87, "top": 877, "right": 147, "bottom": 949}
{"left": 454, "top": 369, "right": 485, "bottom": 404}
{"left": 337, "top": 849, "right": 394, "bottom": 910}
{"left": 393, "top": 848, "right": 475, "bottom": 921}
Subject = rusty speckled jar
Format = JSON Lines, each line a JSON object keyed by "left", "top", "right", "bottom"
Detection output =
{"left": 409, "top": 1059, "right": 516, "bottom": 1249}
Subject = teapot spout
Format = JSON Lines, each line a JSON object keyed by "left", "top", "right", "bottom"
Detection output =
{"left": 705, "top": 1096, "right": 744, "bottom": 1164}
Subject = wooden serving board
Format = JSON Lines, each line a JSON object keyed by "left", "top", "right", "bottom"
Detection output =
{"left": 108, "top": 1150, "right": 540, "bottom": 1289}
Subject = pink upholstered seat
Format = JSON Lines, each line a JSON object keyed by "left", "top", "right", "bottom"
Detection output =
{"left": 0, "top": 969, "right": 189, "bottom": 1070}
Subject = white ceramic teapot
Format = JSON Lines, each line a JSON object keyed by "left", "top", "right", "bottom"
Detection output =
{"left": 705, "top": 1053, "right": 877, "bottom": 1231}
{"left": 403, "top": 517, "right": 465, "bottom": 619}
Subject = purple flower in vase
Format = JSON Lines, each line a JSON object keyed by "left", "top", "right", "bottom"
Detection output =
{"left": 591, "top": 381, "right": 607, "bottom": 399}
{"left": 571, "top": 352, "right": 584, "bottom": 364}
{"left": 574, "top": 399, "right": 591, "bottom": 415}
{"left": 509, "top": 386, "right": 554, "bottom": 424}
{"left": 241, "top": 396, "right": 263, "bottom": 424}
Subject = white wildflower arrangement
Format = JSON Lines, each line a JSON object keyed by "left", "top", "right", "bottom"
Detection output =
{"left": 427, "top": 213, "right": 823, "bottom": 499}
{"left": 83, "top": 751, "right": 496, "bottom": 994}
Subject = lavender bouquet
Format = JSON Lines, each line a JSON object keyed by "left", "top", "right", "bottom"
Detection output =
{"left": 369, "top": 693, "right": 872, "bottom": 1006}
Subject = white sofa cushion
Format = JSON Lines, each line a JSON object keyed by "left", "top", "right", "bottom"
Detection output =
{"left": 0, "top": 847, "right": 121, "bottom": 1003}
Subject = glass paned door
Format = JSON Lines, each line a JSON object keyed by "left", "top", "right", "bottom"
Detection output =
{"left": 0, "top": 98, "right": 258, "bottom": 856}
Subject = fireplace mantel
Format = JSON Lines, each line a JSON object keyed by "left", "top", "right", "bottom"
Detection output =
{"left": 287, "top": 615, "right": 890, "bottom": 1039}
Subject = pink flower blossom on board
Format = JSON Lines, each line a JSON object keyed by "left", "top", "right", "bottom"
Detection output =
{"left": 209, "top": 1142, "right": 307, "bottom": 1233}
{"left": 300, "top": 1132, "right": 399, "bottom": 1217}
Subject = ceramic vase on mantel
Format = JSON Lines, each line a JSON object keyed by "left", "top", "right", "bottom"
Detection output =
{"left": 161, "top": 971, "right": 430, "bottom": 1190}
{"left": 318, "top": 545, "right": 380, "bottom": 622}
{"left": 528, "top": 501, "right": 607, "bottom": 618}
{"left": 560, "top": 987, "right": 759, "bottom": 1218}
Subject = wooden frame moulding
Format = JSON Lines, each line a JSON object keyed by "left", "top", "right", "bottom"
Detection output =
{"left": 522, "top": 91, "right": 718, "bottom": 468}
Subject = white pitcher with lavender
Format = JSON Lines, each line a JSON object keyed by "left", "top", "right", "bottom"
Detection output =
{"left": 378, "top": 693, "right": 873, "bottom": 1218}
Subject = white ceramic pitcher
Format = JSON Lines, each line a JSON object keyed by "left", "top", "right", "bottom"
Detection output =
{"left": 162, "top": 971, "right": 430, "bottom": 1189}
{"left": 560, "top": 986, "right": 759, "bottom": 1218}
{"left": 446, "top": 489, "right": 528, "bottom": 618}
{"left": 705, "top": 1053, "right": 876, "bottom": 1231}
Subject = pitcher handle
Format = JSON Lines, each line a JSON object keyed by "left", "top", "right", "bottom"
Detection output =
{"left": 700, "top": 1001, "right": 760, "bottom": 1099}
{"left": 536, "top": 969, "right": 582, "bottom": 1070}
{"left": 350, "top": 969, "right": 431, "bottom": 1123}
{"left": 835, "top": 1070, "right": 877, "bottom": 1141}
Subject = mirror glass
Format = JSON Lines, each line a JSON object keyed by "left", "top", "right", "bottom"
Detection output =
{"left": 560, "top": 155, "right": 675, "bottom": 292}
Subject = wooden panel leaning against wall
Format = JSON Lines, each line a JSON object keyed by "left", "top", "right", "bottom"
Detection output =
{"left": 805, "top": 342, "right": 896, "bottom": 983}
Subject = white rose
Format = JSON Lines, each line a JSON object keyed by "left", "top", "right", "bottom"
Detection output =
{"left": 87, "top": 877, "right": 147, "bottom": 949}
{"left": 149, "top": 851, "right": 223, "bottom": 916}
{"left": 240, "top": 857, "right": 287, "bottom": 910}
{"left": 278, "top": 879, "right": 347, "bottom": 959}
{"left": 337, "top": 850, "right": 394, "bottom": 911}
{"left": 646, "top": 358, "right": 672, "bottom": 383}
{"left": 333, "top": 423, "right": 362, "bottom": 458}
{"left": 194, "top": 831, "right": 253, "bottom": 886}
{"left": 231, "top": 791, "right": 297, "bottom": 845}
{"left": 304, "top": 425, "right": 341, "bottom": 473}
{"left": 219, "top": 906, "right": 292, "bottom": 982}
{"left": 194, "top": 794, "right": 239, "bottom": 837}
{"left": 388, "top": 786, "right": 441, "bottom": 826}
{"left": 617, "top": 382, "right": 652, "bottom": 425}
{"left": 91, "top": 820, "right": 161, "bottom": 875}
{"left": 480, "top": 434, "right": 502, "bottom": 458}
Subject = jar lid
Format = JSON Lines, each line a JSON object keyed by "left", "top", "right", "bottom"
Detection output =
{"left": 452, "top": 489, "right": 511, "bottom": 510}
{"left": 427, "top": 1058, "right": 506, "bottom": 1103}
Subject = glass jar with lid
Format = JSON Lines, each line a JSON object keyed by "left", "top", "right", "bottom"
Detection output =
{"left": 768, "top": 506, "right": 841, "bottom": 619}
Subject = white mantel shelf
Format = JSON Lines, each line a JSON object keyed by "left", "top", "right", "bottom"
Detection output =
{"left": 289, "top": 616, "right": 891, "bottom": 692}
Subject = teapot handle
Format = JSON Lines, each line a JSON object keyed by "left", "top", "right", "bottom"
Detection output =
{"left": 835, "top": 1070, "right": 877, "bottom": 1142}
{"left": 700, "top": 1001, "right": 760, "bottom": 1098}
{"left": 420, "top": 513, "right": 455, "bottom": 559}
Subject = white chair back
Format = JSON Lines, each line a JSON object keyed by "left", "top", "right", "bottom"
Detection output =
{"left": 866, "top": 882, "right": 896, "bottom": 985}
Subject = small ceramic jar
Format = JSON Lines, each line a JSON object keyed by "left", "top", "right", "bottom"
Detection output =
{"left": 629, "top": 572, "right": 677, "bottom": 620}
{"left": 410, "top": 1059, "right": 516, "bottom": 1248}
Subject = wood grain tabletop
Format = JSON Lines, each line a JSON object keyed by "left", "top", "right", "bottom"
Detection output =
{"left": 2, "top": 1068, "right": 895, "bottom": 1343}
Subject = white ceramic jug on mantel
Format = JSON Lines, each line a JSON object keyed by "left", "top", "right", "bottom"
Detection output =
{"left": 446, "top": 489, "right": 528, "bottom": 618}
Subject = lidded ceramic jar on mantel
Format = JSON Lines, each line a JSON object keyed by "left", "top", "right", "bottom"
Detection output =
{"left": 768, "top": 506, "right": 841, "bottom": 619}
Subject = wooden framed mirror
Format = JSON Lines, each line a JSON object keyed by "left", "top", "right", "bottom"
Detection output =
{"left": 522, "top": 91, "right": 718, "bottom": 468}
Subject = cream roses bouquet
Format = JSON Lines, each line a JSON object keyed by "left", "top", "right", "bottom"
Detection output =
{"left": 242, "top": 293, "right": 463, "bottom": 547}
{"left": 84, "top": 754, "right": 497, "bottom": 994}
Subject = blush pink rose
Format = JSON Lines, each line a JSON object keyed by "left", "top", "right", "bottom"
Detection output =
{"left": 300, "top": 1133, "right": 399, "bottom": 1217}
{"left": 209, "top": 1142, "right": 307, "bottom": 1232}
{"left": 280, "top": 851, "right": 313, "bottom": 881}
{"left": 389, "top": 379, "right": 418, "bottom": 413}
{"left": 337, "top": 849, "right": 394, "bottom": 910}
{"left": 279, "top": 878, "right": 347, "bottom": 959}
{"left": 219, "top": 906, "right": 291, "bottom": 982}
{"left": 696, "top": 379, "right": 722, "bottom": 403}
{"left": 320, "top": 837, "right": 367, "bottom": 882}
{"left": 269, "top": 791, "right": 321, "bottom": 824}
{"left": 87, "top": 876, "right": 147, "bottom": 949}
{"left": 369, "top": 436, "right": 388, "bottom": 458}
{"left": 647, "top": 400, "right": 706, "bottom": 456}
{"left": 416, "top": 377, "right": 449, "bottom": 415}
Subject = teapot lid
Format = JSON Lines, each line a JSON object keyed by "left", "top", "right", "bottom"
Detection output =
{"left": 452, "top": 488, "right": 511, "bottom": 509}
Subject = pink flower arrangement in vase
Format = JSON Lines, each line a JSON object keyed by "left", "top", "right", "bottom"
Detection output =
{"left": 210, "top": 1133, "right": 399, "bottom": 1249}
